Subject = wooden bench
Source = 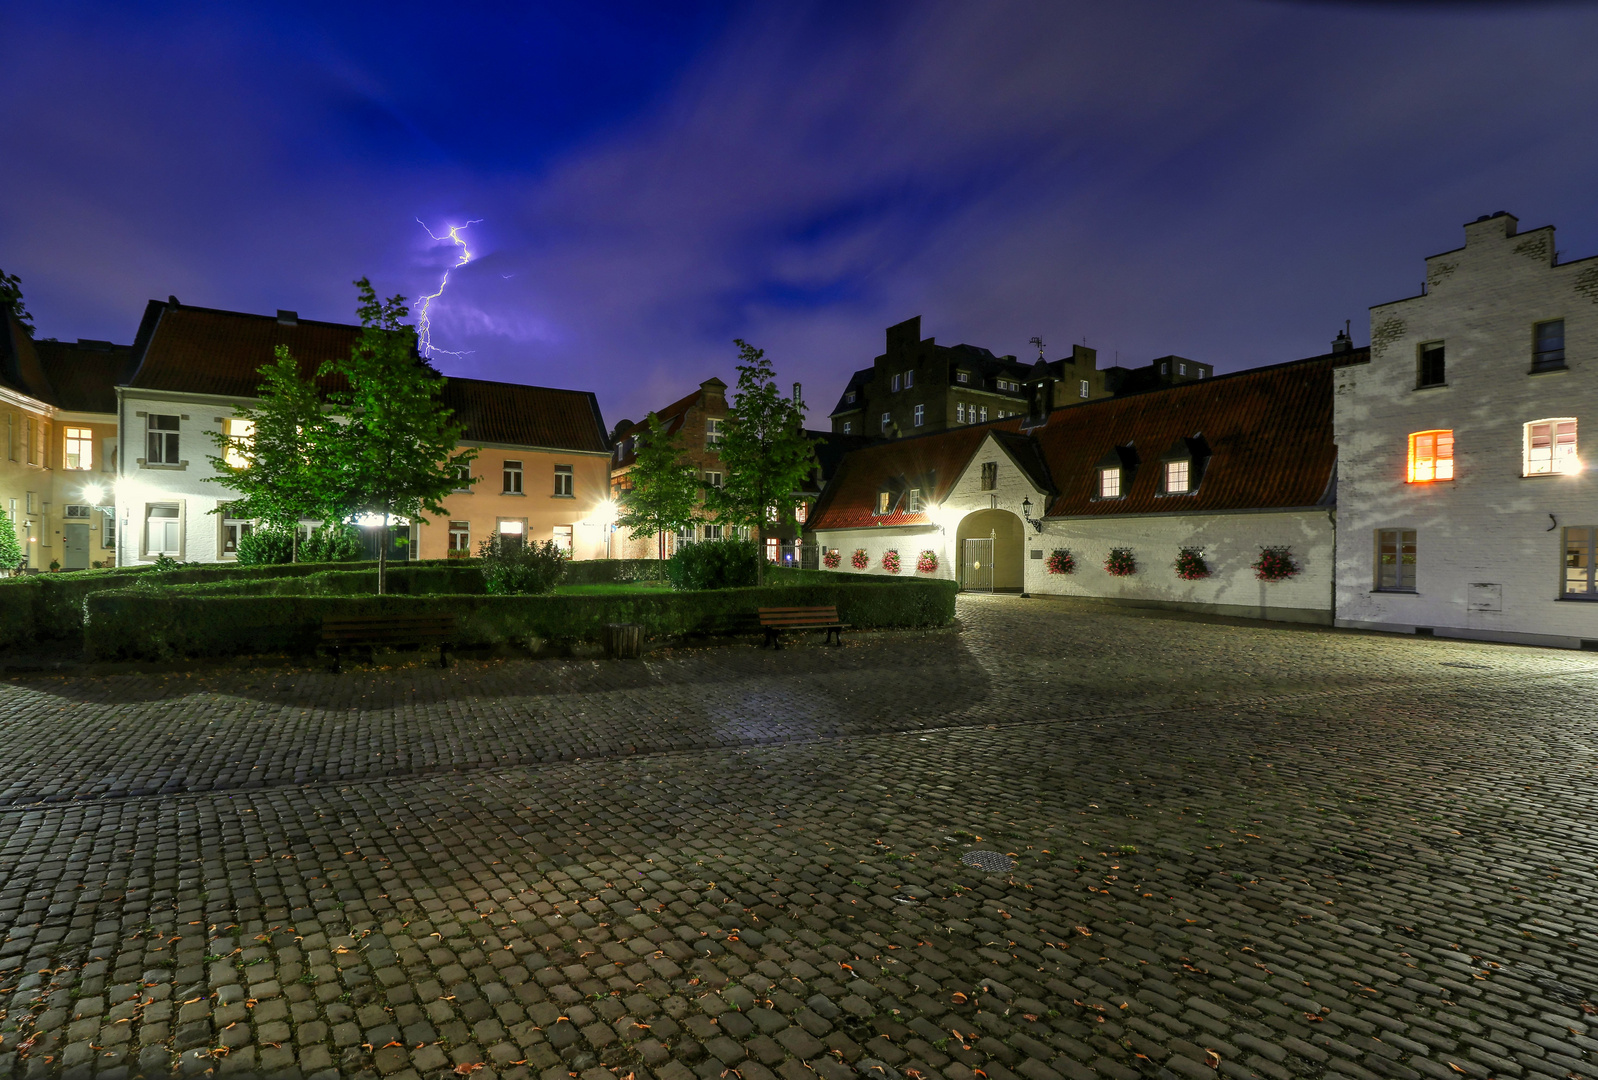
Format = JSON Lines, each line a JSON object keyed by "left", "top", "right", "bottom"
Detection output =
{"left": 758, "top": 605, "right": 846, "bottom": 649}
{"left": 321, "top": 614, "right": 457, "bottom": 672}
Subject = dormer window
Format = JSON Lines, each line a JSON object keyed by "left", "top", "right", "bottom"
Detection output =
{"left": 1164, "top": 461, "right": 1188, "bottom": 493}
{"left": 846, "top": 391, "right": 856, "bottom": 404}
{"left": 1158, "top": 436, "right": 1207, "bottom": 496}
{"left": 956, "top": 371, "right": 969, "bottom": 384}
{"left": 1099, "top": 468, "right": 1121, "bottom": 498}
{"left": 876, "top": 491, "right": 893, "bottom": 515}
{"left": 907, "top": 488, "right": 923, "bottom": 513}
{"left": 1094, "top": 444, "right": 1138, "bottom": 499}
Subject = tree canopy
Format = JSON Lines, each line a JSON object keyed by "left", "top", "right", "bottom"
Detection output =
{"left": 0, "top": 269, "right": 34, "bottom": 334}
{"left": 615, "top": 412, "right": 700, "bottom": 558}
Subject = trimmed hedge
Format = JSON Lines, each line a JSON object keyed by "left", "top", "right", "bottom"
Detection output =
{"left": 84, "top": 579, "right": 958, "bottom": 661}
{"left": 561, "top": 559, "right": 669, "bottom": 585}
{"left": 154, "top": 565, "right": 487, "bottom": 597}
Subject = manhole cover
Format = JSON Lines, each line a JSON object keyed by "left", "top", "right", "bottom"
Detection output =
{"left": 962, "top": 850, "right": 1014, "bottom": 873}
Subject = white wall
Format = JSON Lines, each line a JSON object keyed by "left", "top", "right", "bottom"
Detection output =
{"left": 1335, "top": 215, "right": 1598, "bottom": 648}
{"left": 115, "top": 389, "right": 247, "bottom": 565}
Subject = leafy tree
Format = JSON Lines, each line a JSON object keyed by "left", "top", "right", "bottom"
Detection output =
{"left": 703, "top": 339, "right": 817, "bottom": 586}
{"left": 0, "top": 504, "right": 24, "bottom": 573}
{"left": 205, "top": 345, "right": 338, "bottom": 561}
{"left": 615, "top": 411, "right": 700, "bottom": 559}
{"left": 0, "top": 269, "right": 34, "bottom": 334}
{"left": 329, "top": 278, "right": 476, "bottom": 594}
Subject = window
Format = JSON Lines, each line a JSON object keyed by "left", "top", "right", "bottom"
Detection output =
{"left": 980, "top": 462, "right": 998, "bottom": 491}
{"left": 677, "top": 525, "right": 696, "bottom": 545}
{"left": 842, "top": 421, "right": 852, "bottom": 434}
{"left": 147, "top": 415, "right": 180, "bottom": 464}
{"left": 956, "top": 372, "right": 969, "bottom": 385}
{"left": 846, "top": 391, "right": 856, "bottom": 404}
{"left": 766, "top": 537, "right": 779, "bottom": 562}
{"left": 1417, "top": 342, "right": 1445, "bottom": 388}
{"left": 706, "top": 418, "right": 724, "bottom": 447}
{"left": 64, "top": 428, "right": 93, "bottom": 471}
{"left": 1098, "top": 468, "right": 1121, "bottom": 499}
{"left": 1533, "top": 320, "right": 1566, "bottom": 371}
{"left": 1079, "top": 380, "right": 1090, "bottom": 399}
{"left": 101, "top": 508, "right": 115, "bottom": 549}
{"left": 881, "top": 412, "right": 891, "bottom": 433}
{"left": 448, "top": 520, "right": 470, "bottom": 554}
{"left": 1407, "top": 430, "right": 1455, "bottom": 482}
{"left": 1376, "top": 529, "right": 1417, "bottom": 591}
{"left": 552, "top": 524, "right": 572, "bottom": 553}
{"left": 453, "top": 463, "right": 473, "bottom": 492}
{"left": 703, "top": 523, "right": 722, "bottom": 540}
{"left": 64, "top": 504, "right": 90, "bottom": 519}
{"left": 5, "top": 412, "right": 12, "bottom": 461}
{"left": 25, "top": 491, "right": 36, "bottom": 515}
{"left": 907, "top": 488, "right": 922, "bottom": 514}
{"left": 704, "top": 471, "right": 723, "bottom": 489}
{"left": 146, "top": 504, "right": 180, "bottom": 556}
{"left": 25, "top": 416, "right": 35, "bottom": 464}
{"left": 957, "top": 403, "right": 966, "bottom": 424}
{"left": 1525, "top": 419, "right": 1578, "bottom": 476}
{"left": 220, "top": 504, "right": 252, "bottom": 556}
{"left": 891, "top": 374, "right": 901, "bottom": 392}
{"left": 904, "top": 370, "right": 914, "bottom": 388}
{"left": 877, "top": 491, "right": 893, "bottom": 515}
{"left": 1565, "top": 528, "right": 1596, "bottom": 597}
{"left": 795, "top": 501, "right": 808, "bottom": 524}
{"left": 222, "top": 418, "right": 252, "bottom": 468}
{"left": 554, "top": 464, "right": 574, "bottom": 496}
{"left": 1178, "top": 363, "right": 1187, "bottom": 376}
{"left": 766, "top": 505, "right": 779, "bottom": 523}
{"left": 913, "top": 404, "right": 924, "bottom": 427}
{"left": 101, "top": 437, "right": 117, "bottom": 473}
{"left": 1164, "top": 460, "right": 1189, "bottom": 494}
{"left": 978, "top": 406, "right": 988, "bottom": 422}
{"left": 495, "top": 460, "right": 521, "bottom": 494}
{"left": 1160, "top": 363, "right": 1168, "bottom": 375}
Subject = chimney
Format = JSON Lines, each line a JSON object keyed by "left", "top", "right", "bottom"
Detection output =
{"left": 277, "top": 310, "right": 299, "bottom": 326}
{"left": 792, "top": 381, "right": 801, "bottom": 402}
{"left": 1332, "top": 320, "right": 1352, "bottom": 355}
{"left": 167, "top": 295, "right": 180, "bottom": 307}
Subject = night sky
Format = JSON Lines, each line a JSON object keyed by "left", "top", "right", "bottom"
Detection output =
{"left": 4, "top": 1, "right": 1597, "bottom": 428}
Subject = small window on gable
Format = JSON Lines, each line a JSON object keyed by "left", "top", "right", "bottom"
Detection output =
{"left": 1079, "top": 380, "right": 1089, "bottom": 398}
{"left": 1408, "top": 430, "right": 1454, "bottom": 482}
{"left": 1525, "top": 418, "right": 1578, "bottom": 475}
{"left": 1534, "top": 320, "right": 1566, "bottom": 372}
{"left": 1417, "top": 342, "right": 1445, "bottom": 388}
{"left": 846, "top": 391, "right": 856, "bottom": 404}
{"left": 1099, "top": 468, "right": 1121, "bottom": 499}
{"left": 956, "top": 371, "right": 969, "bottom": 384}
{"left": 980, "top": 462, "right": 997, "bottom": 491}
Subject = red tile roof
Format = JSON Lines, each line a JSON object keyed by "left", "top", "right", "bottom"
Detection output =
{"left": 808, "top": 351, "right": 1354, "bottom": 531}
{"left": 34, "top": 340, "right": 133, "bottom": 414}
{"left": 611, "top": 380, "right": 722, "bottom": 469}
{"left": 127, "top": 301, "right": 608, "bottom": 453}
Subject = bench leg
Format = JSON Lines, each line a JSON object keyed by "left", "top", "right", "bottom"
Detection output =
{"left": 328, "top": 645, "right": 342, "bottom": 674}
{"left": 827, "top": 628, "right": 842, "bottom": 646}
{"left": 439, "top": 643, "right": 451, "bottom": 669}
{"left": 765, "top": 628, "right": 784, "bottom": 650}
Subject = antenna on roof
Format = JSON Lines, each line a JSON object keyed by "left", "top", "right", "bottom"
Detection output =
{"left": 1028, "top": 336, "right": 1045, "bottom": 359}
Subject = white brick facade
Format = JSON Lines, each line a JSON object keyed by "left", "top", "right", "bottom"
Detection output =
{"left": 1335, "top": 213, "right": 1598, "bottom": 648}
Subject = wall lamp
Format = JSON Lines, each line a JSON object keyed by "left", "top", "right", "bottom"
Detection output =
{"left": 1020, "top": 497, "right": 1044, "bottom": 533}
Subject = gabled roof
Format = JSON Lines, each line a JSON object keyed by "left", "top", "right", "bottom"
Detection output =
{"left": 808, "top": 348, "right": 1359, "bottom": 531}
{"left": 127, "top": 299, "right": 363, "bottom": 398}
{"left": 611, "top": 379, "right": 725, "bottom": 468}
{"left": 0, "top": 314, "right": 54, "bottom": 404}
{"left": 828, "top": 368, "right": 874, "bottom": 417}
{"left": 441, "top": 377, "right": 608, "bottom": 453}
{"left": 34, "top": 339, "right": 135, "bottom": 413}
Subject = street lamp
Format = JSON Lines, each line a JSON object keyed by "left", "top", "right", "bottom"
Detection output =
{"left": 81, "top": 482, "right": 105, "bottom": 506}
{"left": 1020, "top": 497, "right": 1044, "bottom": 533}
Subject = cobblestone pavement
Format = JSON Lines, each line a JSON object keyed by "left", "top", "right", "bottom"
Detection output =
{"left": 1, "top": 595, "right": 1597, "bottom": 1080}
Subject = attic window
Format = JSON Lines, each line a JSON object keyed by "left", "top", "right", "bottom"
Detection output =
{"left": 1164, "top": 460, "right": 1189, "bottom": 493}
{"left": 1098, "top": 468, "right": 1121, "bottom": 499}
{"left": 980, "top": 462, "right": 998, "bottom": 491}
{"left": 846, "top": 391, "right": 856, "bottom": 403}
{"left": 956, "top": 372, "right": 969, "bottom": 384}
{"left": 907, "top": 488, "right": 923, "bottom": 513}
{"left": 877, "top": 491, "right": 893, "bottom": 515}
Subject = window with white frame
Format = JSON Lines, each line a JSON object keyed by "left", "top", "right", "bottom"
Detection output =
{"left": 1079, "top": 380, "right": 1090, "bottom": 398}
{"left": 63, "top": 427, "right": 93, "bottom": 470}
{"left": 1525, "top": 419, "right": 1577, "bottom": 475}
{"left": 907, "top": 488, "right": 923, "bottom": 513}
{"left": 1376, "top": 528, "right": 1417, "bottom": 591}
{"left": 704, "top": 470, "right": 722, "bottom": 489}
{"left": 101, "top": 507, "right": 116, "bottom": 549}
{"left": 766, "top": 505, "right": 779, "bottom": 523}
{"left": 1164, "top": 460, "right": 1189, "bottom": 494}
{"left": 502, "top": 460, "right": 523, "bottom": 494}
{"left": 1564, "top": 527, "right": 1596, "bottom": 598}
{"left": 222, "top": 418, "right": 253, "bottom": 468}
{"left": 978, "top": 406, "right": 988, "bottom": 422}
{"left": 1098, "top": 468, "right": 1121, "bottom": 499}
{"left": 706, "top": 418, "right": 723, "bottom": 447}
{"left": 876, "top": 491, "right": 893, "bottom": 515}
{"left": 552, "top": 524, "right": 572, "bottom": 552}
{"left": 448, "top": 520, "right": 470, "bottom": 554}
{"left": 220, "top": 504, "right": 253, "bottom": 556}
{"left": 913, "top": 403, "right": 924, "bottom": 427}
{"left": 146, "top": 504, "right": 181, "bottom": 556}
{"left": 703, "top": 523, "right": 722, "bottom": 540}
{"left": 553, "top": 463, "right": 574, "bottom": 496}
{"left": 765, "top": 537, "right": 779, "bottom": 562}
{"left": 677, "top": 525, "right": 696, "bottom": 545}
{"left": 1533, "top": 320, "right": 1566, "bottom": 372}
{"left": 881, "top": 412, "right": 890, "bottom": 432}
{"left": 891, "top": 374, "right": 901, "bottom": 392}
{"left": 904, "top": 370, "right": 914, "bottom": 388}
{"left": 842, "top": 421, "right": 852, "bottom": 434}
{"left": 147, "top": 415, "right": 180, "bottom": 464}
{"left": 25, "top": 417, "right": 35, "bottom": 464}
{"left": 957, "top": 403, "right": 966, "bottom": 424}
{"left": 956, "top": 372, "right": 969, "bottom": 384}
{"left": 1178, "top": 363, "right": 1187, "bottom": 376}
{"left": 453, "top": 463, "right": 473, "bottom": 492}
{"left": 795, "top": 501, "right": 808, "bottom": 524}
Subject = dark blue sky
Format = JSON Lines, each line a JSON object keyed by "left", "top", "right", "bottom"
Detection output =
{"left": 5, "top": 1, "right": 1598, "bottom": 427}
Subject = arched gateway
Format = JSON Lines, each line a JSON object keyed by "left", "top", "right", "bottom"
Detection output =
{"left": 955, "top": 508, "right": 1025, "bottom": 592}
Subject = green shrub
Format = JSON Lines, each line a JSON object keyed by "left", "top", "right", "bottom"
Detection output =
{"left": 83, "top": 579, "right": 958, "bottom": 660}
{"left": 478, "top": 534, "right": 567, "bottom": 595}
{"left": 237, "top": 527, "right": 295, "bottom": 565}
{"left": 666, "top": 538, "right": 758, "bottom": 590}
{"left": 300, "top": 523, "right": 365, "bottom": 563}
{"left": 561, "top": 559, "right": 670, "bottom": 585}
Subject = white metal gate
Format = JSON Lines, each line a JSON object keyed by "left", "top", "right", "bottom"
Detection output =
{"left": 963, "top": 537, "right": 994, "bottom": 592}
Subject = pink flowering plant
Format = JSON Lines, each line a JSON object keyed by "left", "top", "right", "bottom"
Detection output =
{"left": 882, "top": 549, "right": 901, "bottom": 573}
{"left": 1045, "top": 549, "right": 1075, "bottom": 575}
{"left": 823, "top": 548, "right": 841, "bottom": 569}
{"left": 1104, "top": 547, "right": 1137, "bottom": 577}
{"left": 916, "top": 550, "right": 938, "bottom": 573}
{"left": 1251, "top": 546, "right": 1299, "bottom": 582}
{"left": 851, "top": 548, "right": 869, "bottom": 570}
{"left": 1174, "top": 547, "right": 1210, "bottom": 580}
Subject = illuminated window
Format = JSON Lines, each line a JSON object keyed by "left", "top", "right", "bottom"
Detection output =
{"left": 876, "top": 491, "right": 892, "bottom": 515}
{"left": 765, "top": 537, "right": 779, "bottom": 562}
{"left": 1564, "top": 528, "right": 1596, "bottom": 597}
{"left": 1376, "top": 528, "right": 1417, "bottom": 591}
{"left": 1099, "top": 468, "right": 1121, "bottom": 499}
{"left": 766, "top": 505, "right": 780, "bottom": 523}
{"left": 448, "top": 521, "right": 470, "bottom": 554}
{"left": 795, "top": 501, "right": 808, "bottom": 524}
{"left": 64, "top": 427, "right": 94, "bottom": 470}
{"left": 1525, "top": 418, "right": 1578, "bottom": 475}
{"left": 1164, "top": 460, "right": 1189, "bottom": 494}
{"left": 221, "top": 418, "right": 253, "bottom": 469}
{"left": 1407, "top": 430, "right": 1454, "bottom": 482}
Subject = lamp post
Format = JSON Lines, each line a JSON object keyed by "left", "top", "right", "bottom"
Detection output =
{"left": 1020, "top": 497, "right": 1043, "bottom": 534}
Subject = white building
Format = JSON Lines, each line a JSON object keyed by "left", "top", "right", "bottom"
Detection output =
{"left": 808, "top": 351, "right": 1353, "bottom": 624}
{"left": 1334, "top": 212, "right": 1598, "bottom": 648}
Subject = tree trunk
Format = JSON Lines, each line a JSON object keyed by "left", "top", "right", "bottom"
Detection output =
{"left": 658, "top": 530, "right": 665, "bottom": 561}
{"left": 291, "top": 524, "right": 298, "bottom": 564}
{"left": 378, "top": 508, "right": 389, "bottom": 595}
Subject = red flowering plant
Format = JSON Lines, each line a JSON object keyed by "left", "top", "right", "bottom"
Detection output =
{"left": 916, "top": 550, "right": 938, "bottom": 573}
{"left": 1251, "top": 546, "right": 1299, "bottom": 582}
{"left": 1045, "top": 549, "right": 1075, "bottom": 575}
{"left": 823, "top": 548, "right": 841, "bottom": 569}
{"left": 882, "top": 549, "right": 901, "bottom": 573}
{"left": 1104, "top": 547, "right": 1137, "bottom": 577}
{"left": 1174, "top": 547, "right": 1210, "bottom": 580}
{"left": 851, "top": 548, "right": 869, "bottom": 570}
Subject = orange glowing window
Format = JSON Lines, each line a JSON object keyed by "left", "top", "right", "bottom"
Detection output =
{"left": 1408, "top": 430, "right": 1454, "bottom": 482}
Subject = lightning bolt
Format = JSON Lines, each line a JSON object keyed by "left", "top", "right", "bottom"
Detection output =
{"left": 415, "top": 218, "right": 482, "bottom": 358}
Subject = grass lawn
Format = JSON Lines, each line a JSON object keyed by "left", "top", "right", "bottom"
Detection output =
{"left": 553, "top": 581, "right": 673, "bottom": 595}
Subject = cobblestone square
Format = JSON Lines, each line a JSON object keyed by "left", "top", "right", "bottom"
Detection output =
{"left": 1, "top": 596, "right": 1596, "bottom": 1080}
